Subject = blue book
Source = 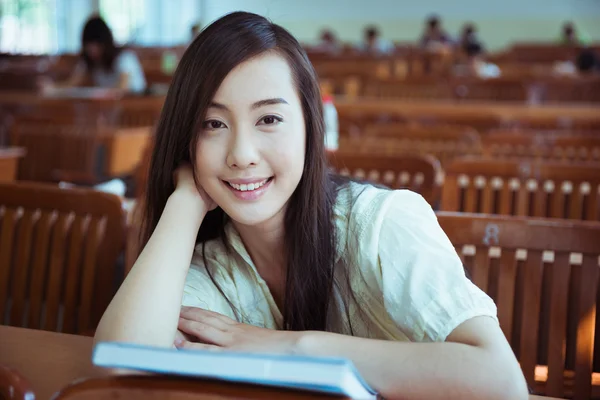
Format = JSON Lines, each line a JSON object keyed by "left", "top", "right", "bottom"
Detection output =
{"left": 93, "top": 342, "right": 377, "bottom": 399}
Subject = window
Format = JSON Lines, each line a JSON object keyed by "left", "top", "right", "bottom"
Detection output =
{"left": 0, "top": 0, "right": 58, "bottom": 53}
{"left": 99, "top": 0, "right": 145, "bottom": 45}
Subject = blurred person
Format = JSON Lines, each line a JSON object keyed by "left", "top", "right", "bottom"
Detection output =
{"left": 559, "top": 21, "right": 590, "bottom": 46}
{"left": 314, "top": 29, "right": 342, "bottom": 54}
{"left": 359, "top": 25, "right": 393, "bottom": 55}
{"left": 459, "top": 23, "right": 483, "bottom": 54}
{"left": 576, "top": 49, "right": 599, "bottom": 74}
{"left": 420, "top": 15, "right": 453, "bottom": 52}
{"left": 41, "top": 16, "right": 146, "bottom": 94}
{"left": 455, "top": 42, "right": 500, "bottom": 79}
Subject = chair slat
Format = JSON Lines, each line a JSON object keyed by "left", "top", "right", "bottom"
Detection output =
{"left": 27, "top": 210, "right": 55, "bottom": 329}
{"left": 0, "top": 208, "right": 17, "bottom": 321}
{"left": 574, "top": 256, "right": 599, "bottom": 400}
{"left": 43, "top": 213, "right": 72, "bottom": 332}
{"left": 472, "top": 248, "right": 491, "bottom": 293}
{"left": 520, "top": 250, "right": 545, "bottom": 386}
{"left": 9, "top": 210, "right": 37, "bottom": 327}
{"left": 546, "top": 254, "right": 570, "bottom": 397}
{"left": 62, "top": 215, "right": 87, "bottom": 334}
{"left": 496, "top": 249, "right": 517, "bottom": 341}
{"left": 78, "top": 217, "right": 102, "bottom": 333}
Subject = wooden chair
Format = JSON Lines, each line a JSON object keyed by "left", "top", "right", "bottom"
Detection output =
{"left": 0, "top": 365, "right": 34, "bottom": 400}
{"left": 359, "top": 123, "right": 482, "bottom": 167}
{"left": 483, "top": 132, "right": 600, "bottom": 163}
{"left": 437, "top": 212, "right": 600, "bottom": 399}
{"left": 441, "top": 158, "right": 600, "bottom": 221}
{"left": 327, "top": 151, "right": 442, "bottom": 206}
{"left": 0, "top": 182, "right": 126, "bottom": 334}
{"left": 53, "top": 374, "right": 350, "bottom": 400}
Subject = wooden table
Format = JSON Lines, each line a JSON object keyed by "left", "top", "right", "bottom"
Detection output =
{"left": 0, "top": 325, "right": 106, "bottom": 399}
{"left": 0, "top": 325, "right": 563, "bottom": 400}
{"left": 0, "top": 147, "right": 25, "bottom": 182}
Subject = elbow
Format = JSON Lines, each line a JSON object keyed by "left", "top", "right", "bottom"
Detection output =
{"left": 483, "top": 356, "right": 529, "bottom": 400}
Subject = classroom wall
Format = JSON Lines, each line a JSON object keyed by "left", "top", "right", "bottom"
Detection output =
{"left": 201, "top": 0, "right": 600, "bottom": 51}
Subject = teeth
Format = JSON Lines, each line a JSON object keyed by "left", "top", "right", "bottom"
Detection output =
{"left": 227, "top": 179, "right": 269, "bottom": 191}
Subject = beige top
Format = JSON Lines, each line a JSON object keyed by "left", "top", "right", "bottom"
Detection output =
{"left": 182, "top": 182, "right": 497, "bottom": 342}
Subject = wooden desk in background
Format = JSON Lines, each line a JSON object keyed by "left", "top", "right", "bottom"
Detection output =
{"left": 0, "top": 147, "right": 25, "bottom": 182}
{"left": 0, "top": 325, "right": 563, "bottom": 400}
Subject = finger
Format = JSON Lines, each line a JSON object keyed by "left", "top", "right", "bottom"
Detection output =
{"left": 174, "top": 329, "right": 195, "bottom": 342}
{"left": 180, "top": 307, "right": 237, "bottom": 326}
{"left": 178, "top": 318, "right": 231, "bottom": 346}
{"left": 175, "top": 340, "right": 223, "bottom": 352}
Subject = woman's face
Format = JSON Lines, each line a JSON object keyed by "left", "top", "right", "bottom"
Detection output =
{"left": 195, "top": 52, "right": 306, "bottom": 228}
{"left": 84, "top": 42, "right": 104, "bottom": 62}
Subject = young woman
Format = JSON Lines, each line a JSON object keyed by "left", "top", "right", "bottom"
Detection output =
{"left": 44, "top": 16, "right": 146, "bottom": 93}
{"left": 95, "top": 12, "right": 528, "bottom": 400}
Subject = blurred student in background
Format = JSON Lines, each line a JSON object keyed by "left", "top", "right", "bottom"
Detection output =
{"left": 42, "top": 16, "right": 146, "bottom": 94}
{"left": 559, "top": 22, "right": 589, "bottom": 46}
{"left": 420, "top": 15, "right": 452, "bottom": 53}
{"left": 459, "top": 23, "right": 483, "bottom": 54}
{"left": 359, "top": 26, "right": 394, "bottom": 55}
{"left": 314, "top": 29, "right": 342, "bottom": 54}
{"left": 455, "top": 42, "right": 500, "bottom": 79}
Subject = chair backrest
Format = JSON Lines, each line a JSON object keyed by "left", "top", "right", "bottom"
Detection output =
{"left": 53, "top": 375, "right": 348, "bottom": 400}
{"left": 437, "top": 212, "right": 600, "bottom": 399}
{"left": 0, "top": 182, "right": 126, "bottom": 334}
{"left": 441, "top": 158, "right": 600, "bottom": 221}
{"left": 362, "top": 123, "right": 482, "bottom": 167}
{"left": 363, "top": 78, "right": 455, "bottom": 100}
{"left": 327, "top": 151, "right": 441, "bottom": 206}
{"left": 483, "top": 132, "right": 600, "bottom": 163}
{"left": 10, "top": 119, "right": 103, "bottom": 183}
{"left": 0, "top": 365, "right": 34, "bottom": 400}
{"left": 454, "top": 78, "right": 529, "bottom": 102}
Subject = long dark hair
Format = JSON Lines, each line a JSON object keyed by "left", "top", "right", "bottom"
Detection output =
{"left": 142, "top": 12, "right": 340, "bottom": 331}
{"left": 81, "top": 16, "right": 120, "bottom": 71}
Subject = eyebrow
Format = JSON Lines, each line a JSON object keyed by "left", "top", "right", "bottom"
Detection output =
{"left": 208, "top": 98, "right": 289, "bottom": 111}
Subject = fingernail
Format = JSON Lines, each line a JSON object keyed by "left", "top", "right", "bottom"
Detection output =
{"left": 174, "top": 339, "right": 183, "bottom": 347}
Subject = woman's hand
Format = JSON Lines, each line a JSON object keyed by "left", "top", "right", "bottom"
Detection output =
{"left": 175, "top": 307, "right": 300, "bottom": 355}
{"left": 173, "top": 165, "right": 217, "bottom": 214}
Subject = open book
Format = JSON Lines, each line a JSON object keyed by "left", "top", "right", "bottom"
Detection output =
{"left": 93, "top": 342, "right": 377, "bottom": 399}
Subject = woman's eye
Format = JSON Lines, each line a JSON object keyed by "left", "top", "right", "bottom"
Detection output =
{"left": 203, "top": 120, "right": 225, "bottom": 130}
{"left": 258, "top": 115, "right": 282, "bottom": 126}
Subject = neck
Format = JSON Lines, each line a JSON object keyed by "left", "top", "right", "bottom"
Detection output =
{"left": 233, "top": 209, "right": 286, "bottom": 278}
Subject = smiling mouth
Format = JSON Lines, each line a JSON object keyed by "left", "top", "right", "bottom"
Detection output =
{"left": 224, "top": 177, "right": 273, "bottom": 192}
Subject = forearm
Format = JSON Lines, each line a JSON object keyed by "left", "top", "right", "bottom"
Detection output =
{"left": 95, "top": 193, "right": 205, "bottom": 347}
{"left": 296, "top": 331, "right": 527, "bottom": 400}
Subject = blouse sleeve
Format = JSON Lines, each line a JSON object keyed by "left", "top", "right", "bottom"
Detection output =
{"left": 115, "top": 50, "right": 147, "bottom": 93}
{"left": 377, "top": 190, "right": 498, "bottom": 342}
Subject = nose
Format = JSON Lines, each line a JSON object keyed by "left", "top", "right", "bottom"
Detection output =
{"left": 226, "top": 128, "right": 260, "bottom": 170}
